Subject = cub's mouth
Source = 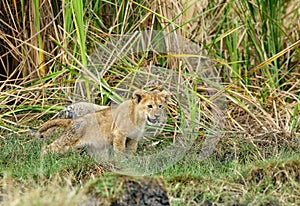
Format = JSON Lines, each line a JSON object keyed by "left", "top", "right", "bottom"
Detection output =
{"left": 147, "top": 116, "right": 160, "bottom": 126}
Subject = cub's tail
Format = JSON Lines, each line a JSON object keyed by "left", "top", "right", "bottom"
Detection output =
{"left": 30, "top": 119, "right": 72, "bottom": 138}
{"left": 29, "top": 127, "right": 38, "bottom": 137}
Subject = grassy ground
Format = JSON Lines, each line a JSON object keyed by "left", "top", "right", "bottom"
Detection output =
{"left": 1, "top": 133, "right": 299, "bottom": 205}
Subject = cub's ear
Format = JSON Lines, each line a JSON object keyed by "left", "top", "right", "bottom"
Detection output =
{"left": 159, "top": 90, "right": 172, "bottom": 103}
{"left": 132, "top": 89, "right": 145, "bottom": 103}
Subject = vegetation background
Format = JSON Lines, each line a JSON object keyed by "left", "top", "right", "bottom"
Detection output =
{"left": 0, "top": 0, "right": 299, "bottom": 205}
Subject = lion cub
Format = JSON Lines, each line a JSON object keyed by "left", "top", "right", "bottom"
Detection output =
{"left": 34, "top": 89, "right": 169, "bottom": 158}
{"left": 57, "top": 102, "right": 109, "bottom": 119}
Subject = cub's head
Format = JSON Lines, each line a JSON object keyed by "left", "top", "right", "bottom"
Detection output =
{"left": 132, "top": 89, "right": 170, "bottom": 126}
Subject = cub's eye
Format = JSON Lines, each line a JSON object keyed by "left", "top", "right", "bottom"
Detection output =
{"left": 158, "top": 104, "right": 163, "bottom": 108}
{"left": 147, "top": 105, "right": 153, "bottom": 109}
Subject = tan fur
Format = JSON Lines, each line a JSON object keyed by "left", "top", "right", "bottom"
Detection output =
{"left": 34, "top": 89, "right": 169, "bottom": 157}
{"left": 57, "top": 102, "right": 109, "bottom": 119}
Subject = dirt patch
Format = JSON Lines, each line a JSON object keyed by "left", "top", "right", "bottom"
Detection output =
{"left": 85, "top": 176, "right": 170, "bottom": 206}
{"left": 111, "top": 178, "right": 170, "bottom": 206}
{"left": 247, "top": 158, "right": 300, "bottom": 187}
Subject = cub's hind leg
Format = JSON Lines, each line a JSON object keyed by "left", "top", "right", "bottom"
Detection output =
{"left": 42, "top": 130, "right": 81, "bottom": 155}
{"left": 34, "top": 119, "right": 72, "bottom": 138}
{"left": 41, "top": 119, "right": 86, "bottom": 155}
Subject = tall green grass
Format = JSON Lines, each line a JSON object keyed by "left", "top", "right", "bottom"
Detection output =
{"left": 0, "top": 0, "right": 298, "bottom": 144}
{"left": 33, "top": 0, "right": 45, "bottom": 76}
